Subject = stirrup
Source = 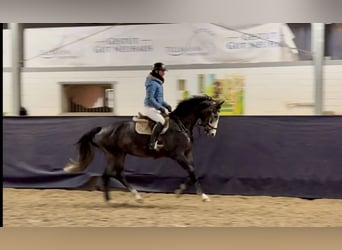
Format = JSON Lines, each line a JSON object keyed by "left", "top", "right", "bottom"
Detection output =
{"left": 148, "top": 142, "right": 157, "bottom": 150}
{"left": 148, "top": 141, "right": 164, "bottom": 151}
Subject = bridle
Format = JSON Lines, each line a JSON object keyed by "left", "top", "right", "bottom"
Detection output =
{"left": 205, "top": 122, "right": 218, "bottom": 131}
{"left": 198, "top": 110, "right": 219, "bottom": 136}
{"left": 170, "top": 98, "right": 223, "bottom": 137}
{"left": 199, "top": 120, "right": 218, "bottom": 132}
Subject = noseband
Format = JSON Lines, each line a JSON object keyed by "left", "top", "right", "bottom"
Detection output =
{"left": 199, "top": 121, "right": 217, "bottom": 131}
{"left": 205, "top": 123, "right": 218, "bottom": 131}
{"left": 198, "top": 118, "right": 218, "bottom": 135}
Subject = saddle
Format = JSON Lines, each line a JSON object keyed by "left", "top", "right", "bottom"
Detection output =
{"left": 132, "top": 113, "right": 169, "bottom": 135}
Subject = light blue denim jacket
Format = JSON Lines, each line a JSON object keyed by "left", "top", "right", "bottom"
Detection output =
{"left": 144, "top": 74, "right": 170, "bottom": 110}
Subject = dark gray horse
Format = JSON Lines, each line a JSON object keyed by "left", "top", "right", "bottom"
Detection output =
{"left": 64, "top": 95, "right": 224, "bottom": 202}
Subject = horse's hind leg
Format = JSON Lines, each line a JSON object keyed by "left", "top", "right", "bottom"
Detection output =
{"left": 108, "top": 152, "right": 143, "bottom": 203}
{"left": 175, "top": 177, "right": 191, "bottom": 196}
{"left": 102, "top": 153, "right": 115, "bottom": 202}
{"left": 115, "top": 169, "right": 143, "bottom": 203}
{"left": 102, "top": 172, "right": 111, "bottom": 202}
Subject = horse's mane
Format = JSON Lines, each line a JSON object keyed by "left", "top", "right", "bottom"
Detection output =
{"left": 171, "top": 95, "right": 213, "bottom": 117}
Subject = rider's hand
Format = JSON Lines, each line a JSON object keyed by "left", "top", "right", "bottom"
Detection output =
{"left": 166, "top": 105, "right": 172, "bottom": 113}
{"left": 158, "top": 107, "right": 167, "bottom": 114}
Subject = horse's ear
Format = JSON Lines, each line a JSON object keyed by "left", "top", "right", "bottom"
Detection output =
{"left": 217, "top": 100, "right": 225, "bottom": 107}
{"left": 213, "top": 100, "right": 224, "bottom": 112}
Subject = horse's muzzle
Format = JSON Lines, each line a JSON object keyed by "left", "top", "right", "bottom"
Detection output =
{"left": 208, "top": 129, "right": 217, "bottom": 137}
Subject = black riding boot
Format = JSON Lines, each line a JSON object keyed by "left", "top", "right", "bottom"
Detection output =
{"left": 148, "top": 122, "right": 164, "bottom": 150}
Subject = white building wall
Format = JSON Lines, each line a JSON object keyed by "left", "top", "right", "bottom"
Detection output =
{"left": 3, "top": 64, "right": 342, "bottom": 116}
{"left": 324, "top": 65, "right": 342, "bottom": 114}
{"left": 3, "top": 72, "right": 12, "bottom": 115}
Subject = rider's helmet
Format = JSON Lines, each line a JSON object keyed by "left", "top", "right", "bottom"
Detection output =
{"left": 152, "top": 62, "right": 167, "bottom": 72}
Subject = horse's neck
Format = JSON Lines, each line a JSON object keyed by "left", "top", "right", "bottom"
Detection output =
{"left": 172, "top": 114, "right": 198, "bottom": 132}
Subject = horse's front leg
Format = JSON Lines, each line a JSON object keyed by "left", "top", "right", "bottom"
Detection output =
{"left": 173, "top": 152, "right": 210, "bottom": 202}
{"left": 174, "top": 151, "right": 193, "bottom": 196}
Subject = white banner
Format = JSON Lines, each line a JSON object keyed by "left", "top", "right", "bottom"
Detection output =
{"left": 20, "top": 23, "right": 298, "bottom": 67}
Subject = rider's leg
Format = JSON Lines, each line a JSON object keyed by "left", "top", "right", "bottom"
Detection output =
{"left": 143, "top": 106, "right": 166, "bottom": 150}
{"left": 148, "top": 122, "right": 164, "bottom": 150}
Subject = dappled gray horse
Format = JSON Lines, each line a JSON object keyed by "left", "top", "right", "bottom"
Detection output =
{"left": 64, "top": 95, "right": 224, "bottom": 202}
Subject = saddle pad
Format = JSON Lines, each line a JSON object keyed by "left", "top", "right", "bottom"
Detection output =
{"left": 133, "top": 117, "right": 169, "bottom": 135}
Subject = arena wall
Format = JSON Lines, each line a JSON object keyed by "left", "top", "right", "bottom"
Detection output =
{"left": 3, "top": 116, "right": 342, "bottom": 199}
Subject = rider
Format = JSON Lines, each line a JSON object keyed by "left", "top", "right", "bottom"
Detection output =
{"left": 143, "top": 62, "right": 172, "bottom": 150}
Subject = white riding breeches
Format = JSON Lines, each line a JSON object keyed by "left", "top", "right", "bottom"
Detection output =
{"left": 142, "top": 106, "right": 165, "bottom": 125}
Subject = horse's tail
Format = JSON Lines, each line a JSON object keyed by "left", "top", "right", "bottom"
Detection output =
{"left": 64, "top": 126, "right": 102, "bottom": 173}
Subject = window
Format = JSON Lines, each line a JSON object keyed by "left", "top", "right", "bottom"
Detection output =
{"left": 325, "top": 23, "right": 342, "bottom": 60}
{"left": 287, "top": 23, "right": 312, "bottom": 60}
{"left": 288, "top": 23, "right": 342, "bottom": 60}
{"left": 61, "top": 82, "right": 115, "bottom": 114}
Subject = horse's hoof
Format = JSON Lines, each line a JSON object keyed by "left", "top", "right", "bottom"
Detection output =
{"left": 134, "top": 193, "right": 144, "bottom": 203}
{"left": 175, "top": 184, "right": 186, "bottom": 197}
{"left": 201, "top": 194, "right": 210, "bottom": 202}
{"left": 174, "top": 189, "right": 182, "bottom": 197}
{"left": 104, "top": 195, "right": 111, "bottom": 203}
{"left": 135, "top": 197, "right": 144, "bottom": 203}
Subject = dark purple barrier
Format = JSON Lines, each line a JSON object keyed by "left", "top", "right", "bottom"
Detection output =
{"left": 3, "top": 116, "right": 342, "bottom": 199}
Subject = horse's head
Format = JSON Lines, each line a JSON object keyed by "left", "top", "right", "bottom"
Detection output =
{"left": 198, "top": 99, "right": 224, "bottom": 137}
{"left": 171, "top": 95, "right": 224, "bottom": 137}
